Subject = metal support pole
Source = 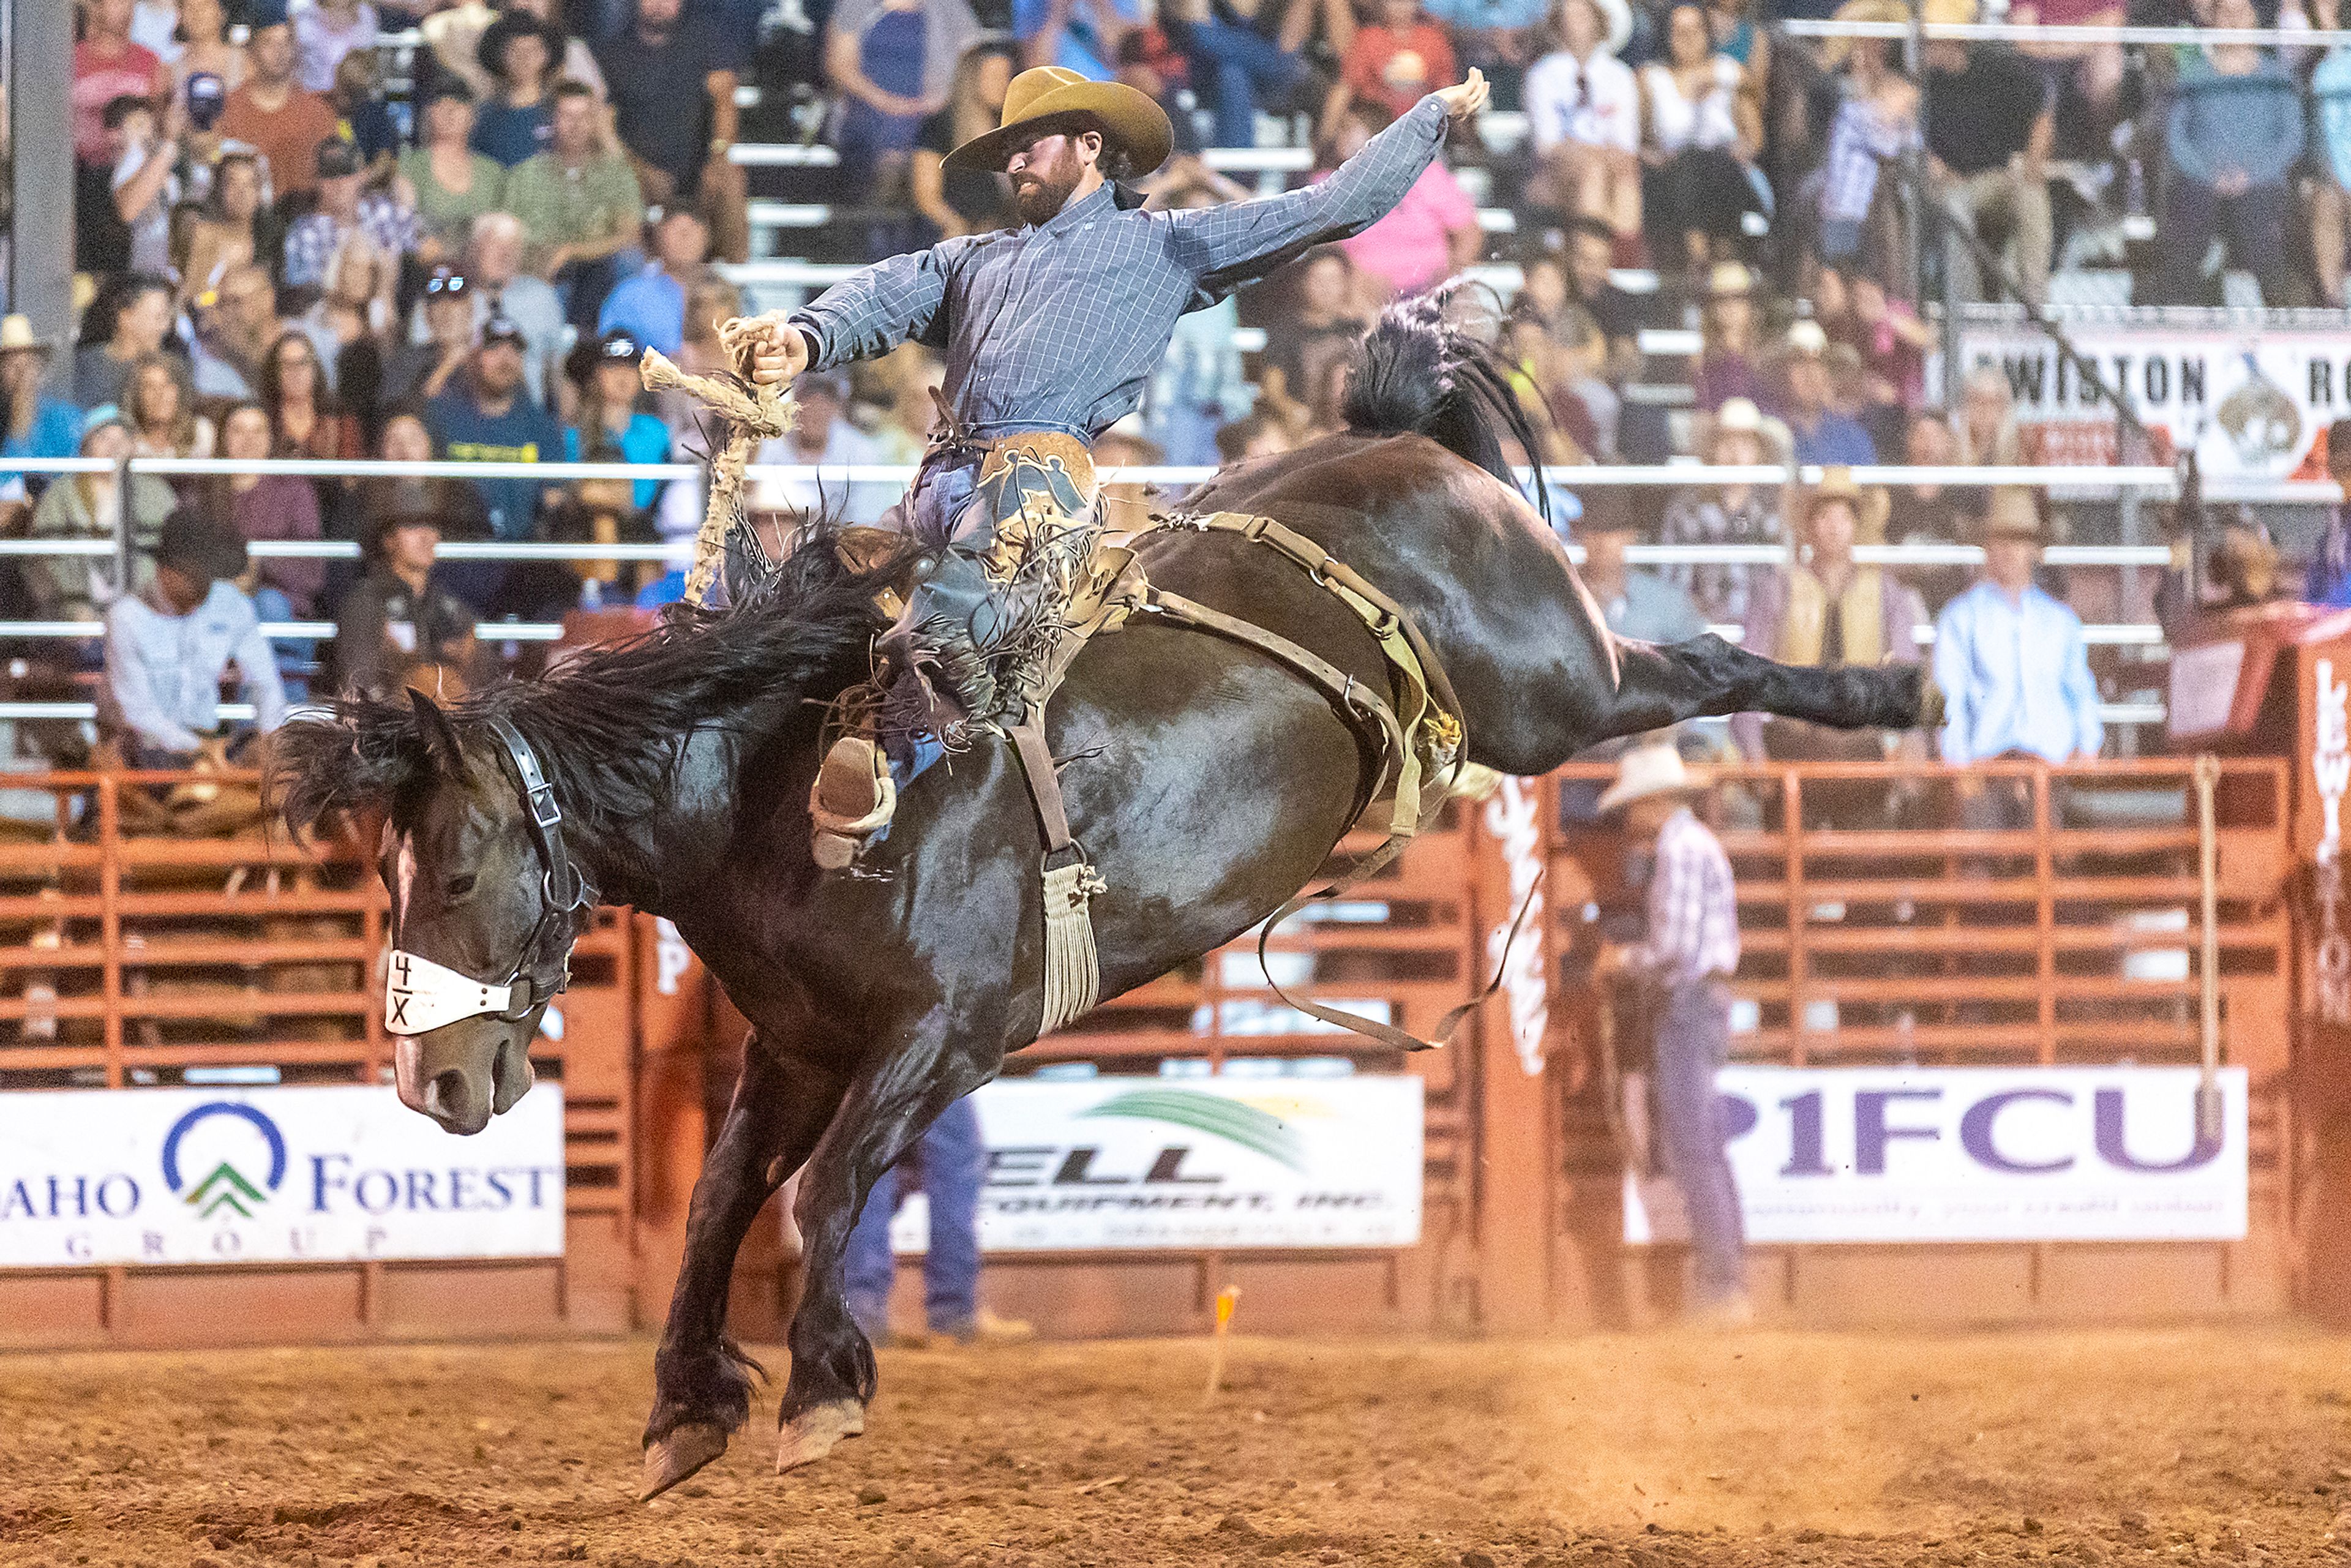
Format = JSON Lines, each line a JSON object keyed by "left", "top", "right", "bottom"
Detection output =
{"left": 1903, "top": 0, "right": 1928, "bottom": 312}
{"left": 8, "top": 0, "right": 73, "bottom": 387}
{"left": 111, "top": 454, "right": 132, "bottom": 597}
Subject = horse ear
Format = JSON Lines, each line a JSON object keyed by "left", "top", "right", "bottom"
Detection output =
{"left": 407, "top": 687, "right": 465, "bottom": 776}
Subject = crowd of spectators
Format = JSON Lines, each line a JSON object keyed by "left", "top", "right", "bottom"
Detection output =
{"left": 21, "top": 0, "right": 2345, "bottom": 777}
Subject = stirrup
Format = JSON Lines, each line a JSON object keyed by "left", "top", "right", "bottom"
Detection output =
{"left": 809, "top": 733, "right": 896, "bottom": 871}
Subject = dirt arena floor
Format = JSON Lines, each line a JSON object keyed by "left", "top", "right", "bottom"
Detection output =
{"left": 6, "top": 1327, "right": 2351, "bottom": 1567}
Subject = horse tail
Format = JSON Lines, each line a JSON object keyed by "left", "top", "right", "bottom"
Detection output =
{"left": 1340, "top": 291, "right": 1554, "bottom": 528}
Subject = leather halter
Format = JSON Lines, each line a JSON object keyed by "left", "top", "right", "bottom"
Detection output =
{"left": 481, "top": 715, "right": 598, "bottom": 1018}
{"left": 385, "top": 717, "right": 599, "bottom": 1036}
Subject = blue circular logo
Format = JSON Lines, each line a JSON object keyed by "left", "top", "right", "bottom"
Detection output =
{"left": 162, "top": 1101, "right": 288, "bottom": 1219}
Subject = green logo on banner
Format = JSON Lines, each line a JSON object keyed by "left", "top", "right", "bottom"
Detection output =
{"left": 185, "top": 1161, "right": 268, "bottom": 1219}
{"left": 1080, "top": 1089, "right": 1309, "bottom": 1172}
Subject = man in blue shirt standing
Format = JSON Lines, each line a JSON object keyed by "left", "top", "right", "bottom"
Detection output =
{"left": 1780, "top": 320, "right": 1875, "bottom": 468}
{"left": 1932, "top": 486, "right": 2104, "bottom": 830}
{"left": 733, "top": 62, "right": 1490, "bottom": 868}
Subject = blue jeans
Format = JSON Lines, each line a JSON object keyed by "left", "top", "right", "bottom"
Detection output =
{"left": 842, "top": 1093, "right": 986, "bottom": 1337}
{"left": 1652, "top": 978, "right": 1747, "bottom": 1305}
{"left": 1184, "top": 21, "right": 1305, "bottom": 149}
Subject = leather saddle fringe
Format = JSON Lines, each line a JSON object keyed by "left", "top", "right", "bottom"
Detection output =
{"left": 1040, "top": 857, "right": 1108, "bottom": 1033}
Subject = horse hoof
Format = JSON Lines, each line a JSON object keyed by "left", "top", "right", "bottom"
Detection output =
{"left": 641, "top": 1421, "right": 730, "bottom": 1501}
{"left": 775, "top": 1398, "right": 865, "bottom": 1474}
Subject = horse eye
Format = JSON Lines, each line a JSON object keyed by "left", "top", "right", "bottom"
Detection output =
{"left": 446, "top": 874, "right": 476, "bottom": 899}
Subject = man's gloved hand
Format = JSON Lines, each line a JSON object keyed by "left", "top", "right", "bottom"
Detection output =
{"left": 720, "top": 310, "right": 811, "bottom": 389}
{"left": 1434, "top": 69, "right": 1491, "bottom": 123}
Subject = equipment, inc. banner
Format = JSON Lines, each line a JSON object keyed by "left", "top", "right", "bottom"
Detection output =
{"left": 1625, "top": 1066, "right": 2246, "bottom": 1245}
{"left": 0, "top": 1085, "right": 566, "bottom": 1267}
{"left": 896, "top": 1076, "right": 1423, "bottom": 1252}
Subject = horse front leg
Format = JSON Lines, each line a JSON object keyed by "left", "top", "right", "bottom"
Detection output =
{"left": 776, "top": 1010, "right": 997, "bottom": 1475}
{"left": 641, "top": 1032, "right": 848, "bottom": 1500}
{"left": 1597, "top": 633, "right": 1930, "bottom": 740}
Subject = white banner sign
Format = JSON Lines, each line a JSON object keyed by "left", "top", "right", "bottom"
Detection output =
{"left": 0, "top": 1086, "right": 566, "bottom": 1267}
{"left": 1625, "top": 1066, "right": 2246, "bottom": 1245}
{"left": 890, "top": 1076, "right": 1422, "bottom": 1253}
{"left": 1957, "top": 323, "right": 2350, "bottom": 480}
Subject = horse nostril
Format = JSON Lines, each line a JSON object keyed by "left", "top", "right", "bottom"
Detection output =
{"left": 426, "top": 1068, "right": 471, "bottom": 1125}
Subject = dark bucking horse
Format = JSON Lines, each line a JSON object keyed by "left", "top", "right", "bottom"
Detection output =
{"left": 270, "top": 303, "right": 1923, "bottom": 1498}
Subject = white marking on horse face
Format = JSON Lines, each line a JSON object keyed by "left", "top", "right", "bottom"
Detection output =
{"left": 394, "top": 831, "right": 418, "bottom": 930}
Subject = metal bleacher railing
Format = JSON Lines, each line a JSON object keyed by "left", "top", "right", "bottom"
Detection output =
{"left": 2, "top": 453, "right": 2334, "bottom": 733}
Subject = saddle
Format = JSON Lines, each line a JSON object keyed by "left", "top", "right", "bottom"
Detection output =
{"left": 852, "top": 505, "right": 1507, "bottom": 1051}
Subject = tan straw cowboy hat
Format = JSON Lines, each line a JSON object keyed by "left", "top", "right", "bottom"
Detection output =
{"left": 1597, "top": 741, "right": 1706, "bottom": 814}
{"left": 942, "top": 66, "right": 1174, "bottom": 179}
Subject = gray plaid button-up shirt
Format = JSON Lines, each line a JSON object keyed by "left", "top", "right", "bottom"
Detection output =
{"left": 789, "top": 96, "right": 1453, "bottom": 440}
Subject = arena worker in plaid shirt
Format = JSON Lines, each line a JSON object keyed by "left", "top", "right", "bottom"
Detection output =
{"left": 1597, "top": 741, "right": 1751, "bottom": 1325}
{"left": 732, "top": 62, "right": 1492, "bottom": 870}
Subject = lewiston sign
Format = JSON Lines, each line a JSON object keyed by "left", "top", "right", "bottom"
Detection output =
{"left": 0, "top": 1085, "right": 565, "bottom": 1267}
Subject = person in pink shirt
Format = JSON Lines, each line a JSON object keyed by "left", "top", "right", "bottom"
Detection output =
{"left": 1321, "top": 101, "right": 1481, "bottom": 295}
{"left": 73, "top": 0, "right": 168, "bottom": 166}
{"left": 1325, "top": 0, "right": 1460, "bottom": 133}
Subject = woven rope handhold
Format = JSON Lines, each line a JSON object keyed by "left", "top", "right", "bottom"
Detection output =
{"left": 640, "top": 343, "right": 796, "bottom": 609}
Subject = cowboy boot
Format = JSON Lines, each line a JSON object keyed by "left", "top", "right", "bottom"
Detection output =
{"left": 809, "top": 726, "right": 896, "bottom": 872}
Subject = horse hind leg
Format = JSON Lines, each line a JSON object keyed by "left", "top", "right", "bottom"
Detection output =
{"left": 1595, "top": 633, "right": 1932, "bottom": 741}
{"left": 776, "top": 1018, "right": 996, "bottom": 1476}
{"left": 641, "top": 1035, "right": 849, "bottom": 1501}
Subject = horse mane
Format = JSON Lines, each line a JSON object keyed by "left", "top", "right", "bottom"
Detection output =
{"left": 1340, "top": 291, "right": 1554, "bottom": 529}
{"left": 269, "top": 531, "right": 893, "bottom": 869}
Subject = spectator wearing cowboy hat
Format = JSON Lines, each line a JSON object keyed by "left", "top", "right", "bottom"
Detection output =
{"left": 564, "top": 331, "right": 673, "bottom": 512}
{"left": 0, "top": 317, "right": 85, "bottom": 472}
{"left": 1692, "top": 261, "right": 1765, "bottom": 415}
{"left": 1660, "top": 395, "right": 1784, "bottom": 632}
{"left": 331, "top": 477, "right": 483, "bottom": 699}
{"left": 1525, "top": 0, "right": 1640, "bottom": 241}
{"left": 1574, "top": 487, "right": 1706, "bottom": 644}
{"left": 1595, "top": 741, "right": 1750, "bottom": 1325}
{"left": 1739, "top": 467, "right": 1928, "bottom": 768}
{"left": 100, "top": 507, "right": 287, "bottom": 769}
{"left": 469, "top": 10, "right": 562, "bottom": 169}
{"left": 1933, "top": 487, "right": 2102, "bottom": 823}
{"left": 1779, "top": 319, "right": 1875, "bottom": 468}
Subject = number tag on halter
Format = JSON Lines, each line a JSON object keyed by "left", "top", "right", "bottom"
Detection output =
{"left": 386, "top": 948, "right": 513, "bottom": 1035}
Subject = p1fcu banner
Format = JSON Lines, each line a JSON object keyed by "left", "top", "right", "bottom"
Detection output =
{"left": 891, "top": 1076, "right": 1423, "bottom": 1253}
{"left": 1625, "top": 1067, "right": 2246, "bottom": 1245}
{"left": 1957, "top": 323, "right": 2351, "bottom": 480}
{"left": 0, "top": 1086, "right": 566, "bottom": 1267}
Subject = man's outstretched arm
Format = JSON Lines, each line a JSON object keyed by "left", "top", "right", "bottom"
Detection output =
{"left": 1171, "top": 70, "right": 1491, "bottom": 304}
{"left": 729, "top": 239, "right": 966, "bottom": 386}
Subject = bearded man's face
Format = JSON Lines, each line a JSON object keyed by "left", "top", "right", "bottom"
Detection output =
{"left": 1006, "top": 130, "right": 1098, "bottom": 225}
